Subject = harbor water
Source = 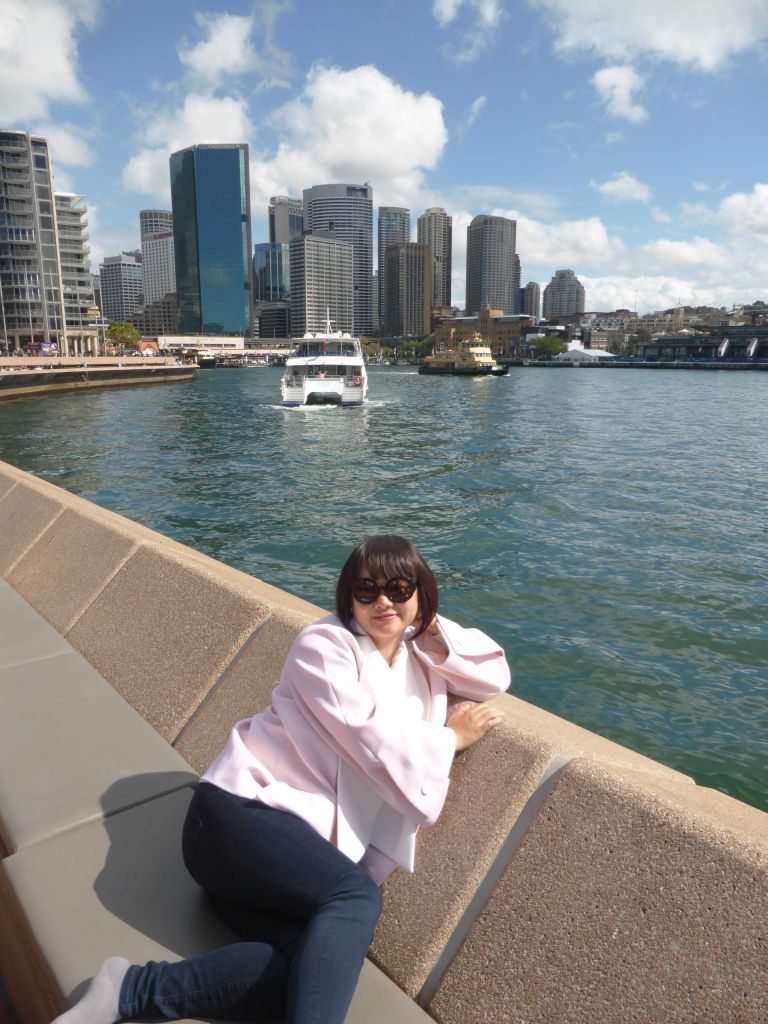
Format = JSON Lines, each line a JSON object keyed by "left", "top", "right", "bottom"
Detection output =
{"left": 0, "top": 366, "right": 765, "bottom": 812}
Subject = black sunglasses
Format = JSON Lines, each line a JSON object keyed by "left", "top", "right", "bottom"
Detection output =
{"left": 352, "top": 576, "right": 418, "bottom": 604}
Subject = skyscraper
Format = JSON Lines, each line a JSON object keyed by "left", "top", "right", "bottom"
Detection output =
{"left": 289, "top": 233, "right": 353, "bottom": 337}
{"left": 302, "top": 183, "right": 373, "bottom": 334}
{"left": 522, "top": 281, "right": 541, "bottom": 319}
{"left": 417, "top": 207, "right": 452, "bottom": 310}
{"left": 55, "top": 192, "right": 97, "bottom": 353}
{"left": 0, "top": 130, "right": 65, "bottom": 352}
{"left": 170, "top": 143, "right": 253, "bottom": 336}
{"left": 139, "top": 209, "right": 173, "bottom": 243}
{"left": 385, "top": 242, "right": 432, "bottom": 337}
{"left": 465, "top": 215, "right": 519, "bottom": 315}
{"left": 377, "top": 207, "right": 410, "bottom": 329}
{"left": 99, "top": 252, "right": 143, "bottom": 322}
{"left": 269, "top": 196, "right": 303, "bottom": 245}
{"left": 542, "top": 270, "right": 585, "bottom": 318}
{"left": 254, "top": 242, "right": 291, "bottom": 338}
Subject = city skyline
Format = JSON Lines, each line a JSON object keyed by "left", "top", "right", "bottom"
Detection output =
{"left": 2, "top": 0, "right": 768, "bottom": 314}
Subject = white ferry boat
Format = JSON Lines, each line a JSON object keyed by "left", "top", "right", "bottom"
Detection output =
{"left": 281, "top": 319, "right": 368, "bottom": 407}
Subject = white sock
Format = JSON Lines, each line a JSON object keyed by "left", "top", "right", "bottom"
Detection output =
{"left": 51, "top": 955, "right": 130, "bottom": 1024}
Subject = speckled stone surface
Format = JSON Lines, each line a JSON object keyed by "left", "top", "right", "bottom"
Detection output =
{"left": 8, "top": 508, "right": 136, "bottom": 632}
{"left": 428, "top": 758, "right": 768, "bottom": 1024}
{"left": 0, "top": 482, "right": 62, "bottom": 575}
{"left": 67, "top": 545, "right": 271, "bottom": 741}
{"left": 174, "top": 604, "right": 321, "bottom": 773}
{"left": 370, "top": 705, "right": 551, "bottom": 998}
{"left": 0, "top": 472, "right": 14, "bottom": 502}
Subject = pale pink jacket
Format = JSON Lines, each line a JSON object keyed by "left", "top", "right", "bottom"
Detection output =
{"left": 202, "top": 613, "right": 510, "bottom": 880}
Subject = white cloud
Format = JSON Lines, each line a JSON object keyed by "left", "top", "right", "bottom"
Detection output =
{"left": 0, "top": 0, "right": 101, "bottom": 121}
{"left": 636, "top": 236, "right": 727, "bottom": 271}
{"left": 591, "top": 66, "right": 648, "bottom": 123}
{"left": 457, "top": 95, "right": 486, "bottom": 139}
{"left": 693, "top": 181, "right": 710, "bottom": 193}
{"left": 714, "top": 182, "right": 768, "bottom": 240}
{"left": 650, "top": 207, "right": 672, "bottom": 224}
{"left": 592, "top": 170, "right": 652, "bottom": 204}
{"left": 433, "top": 0, "right": 506, "bottom": 61}
{"left": 122, "top": 93, "right": 254, "bottom": 201}
{"left": 250, "top": 64, "right": 447, "bottom": 212}
{"left": 178, "top": 3, "right": 292, "bottom": 91}
{"left": 529, "top": 0, "right": 768, "bottom": 71}
{"left": 604, "top": 131, "right": 623, "bottom": 145}
{"left": 33, "top": 122, "right": 95, "bottom": 167}
{"left": 432, "top": 0, "right": 464, "bottom": 25}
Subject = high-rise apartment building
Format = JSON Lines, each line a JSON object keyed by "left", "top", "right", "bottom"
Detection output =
{"left": 170, "top": 143, "right": 253, "bottom": 336}
{"left": 139, "top": 209, "right": 173, "bottom": 243}
{"left": 417, "top": 207, "right": 452, "bottom": 310}
{"left": 269, "top": 196, "right": 303, "bottom": 246}
{"left": 385, "top": 242, "right": 432, "bottom": 337}
{"left": 302, "top": 183, "right": 373, "bottom": 335}
{"left": 99, "top": 252, "right": 143, "bottom": 322}
{"left": 465, "top": 215, "right": 519, "bottom": 315}
{"left": 54, "top": 192, "right": 97, "bottom": 353}
{"left": 377, "top": 206, "right": 410, "bottom": 330}
{"left": 522, "top": 281, "right": 541, "bottom": 319}
{"left": 542, "top": 269, "right": 585, "bottom": 318}
{"left": 289, "top": 233, "right": 353, "bottom": 337}
{"left": 0, "top": 130, "right": 66, "bottom": 351}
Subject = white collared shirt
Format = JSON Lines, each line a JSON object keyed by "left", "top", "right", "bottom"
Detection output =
{"left": 337, "top": 629, "right": 431, "bottom": 872}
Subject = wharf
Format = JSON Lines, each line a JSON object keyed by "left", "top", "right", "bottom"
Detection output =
{"left": 505, "top": 358, "right": 768, "bottom": 371}
{"left": 0, "top": 356, "right": 196, "bottom": 400}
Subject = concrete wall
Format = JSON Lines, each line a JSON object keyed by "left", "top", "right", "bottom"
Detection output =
{"left": 1, "top": 458, "right": 766, "bottom": 1023}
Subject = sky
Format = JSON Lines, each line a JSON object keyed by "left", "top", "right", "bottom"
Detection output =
{"left": 2, "top": 0, "right": 768, "bottom": 314}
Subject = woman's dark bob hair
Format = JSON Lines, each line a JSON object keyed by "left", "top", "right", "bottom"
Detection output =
{"left": 335, "top": 535, "right": 438, "bottom": 640}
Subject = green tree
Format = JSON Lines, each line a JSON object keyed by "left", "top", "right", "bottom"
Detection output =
{"left": 107, "top": 322, "right": 140, "bottom": 350}
{"left": 529, "top": 334, "right": 566, "bottom": 357}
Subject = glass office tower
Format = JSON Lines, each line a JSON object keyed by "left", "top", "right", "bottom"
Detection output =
{"left": 170, "top": 144, "right": 253, "bottom": 336}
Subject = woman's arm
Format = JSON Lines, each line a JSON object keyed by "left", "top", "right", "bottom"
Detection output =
{"left": 284, "top": 623, "right": 457, "bottom": 827}
{"left": 412, "top": 614, "right": 511, "bottom": 700}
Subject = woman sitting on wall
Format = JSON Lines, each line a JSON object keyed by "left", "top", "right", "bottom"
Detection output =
{"left": 54, "top": 534, "right": 509, "bottom": 1024}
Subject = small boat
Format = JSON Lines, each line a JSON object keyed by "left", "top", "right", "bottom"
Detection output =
{"left": 281, "top": 316, "right": 368, "bottom": 406}
{"left": 419, "top": 335, "right": 508, "bottom": 376}
{"left": 195, "top": 349, "right": 218, "bottom": 369}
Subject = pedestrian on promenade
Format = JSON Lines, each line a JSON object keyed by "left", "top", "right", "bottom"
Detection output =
{"left": 53, "top": 534, "right": 509, "bottom": 1024}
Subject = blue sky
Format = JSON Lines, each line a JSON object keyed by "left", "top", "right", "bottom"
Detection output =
{"left": 3, "top": 0, "right": 768, "bottom": 313}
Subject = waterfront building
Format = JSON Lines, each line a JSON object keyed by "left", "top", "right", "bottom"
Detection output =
{"left": 417, "top": 207, "right": 452, "bottom": 310}
{"left": 302, "top": 183, "right": 373, "bottom": 335}
{"left": 465, "top": 215, "right": 519, "bottom": 315}
{"left": 268, "top": 196, "right": 303, "bottom": 246}
{"left": 434, "top": 308, "right": 535, "bottom": 357}
{"left": 139, "top": 209, "right": 173, "bottom": 243}
{"left": 384, "top": 242, "right": 431, "bottom": 337}
{"left": 99, "top": 252, "right": 142, "bottom": 323}
{"left": 377, "top": 207, "right": 410, "bottom": 330}
{"left": 170, "top": 143, "right": 254, "bottom": 337}
{"left": 289, "top": 232, "right": 353, "bottom": 337}
{"left": 542, "top": 269, "right": 585, "bottom": 318}
{"left": 0, "top": 129, "right": 66, "bottom": 352}
{"left": 131, "top": 293, "right": 179, "bottom": 338}
{"left": 254, "top": 242, "right": 290, "bottom": 339}
{"left": 54, "top": 192, "right": 98, "bottom": 354}
{"left": 522, "top": 281, "right": 541, "bottom": 320}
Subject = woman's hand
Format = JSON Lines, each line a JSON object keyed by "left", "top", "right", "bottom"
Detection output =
{"left": 446, "top": 700, "right": 504, "bottom": 752}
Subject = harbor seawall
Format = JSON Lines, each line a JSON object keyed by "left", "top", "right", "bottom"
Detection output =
{"left": 0, "top": 458, "right": 765, "bottom": 1023}
{"left": 0, "top": 356, "right": 195, "bottom": 400}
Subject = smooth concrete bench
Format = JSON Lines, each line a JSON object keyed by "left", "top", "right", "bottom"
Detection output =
{"left": 1, "top": 458, "right": 767, "bottom": 1024}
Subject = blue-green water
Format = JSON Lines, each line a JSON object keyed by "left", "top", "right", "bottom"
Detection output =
{"left": 0, "top": 366, "right": 766, "bottom": 812}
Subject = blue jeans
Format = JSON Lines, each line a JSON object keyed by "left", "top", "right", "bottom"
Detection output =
{"left": 119, "top": 782, "right": 382, "bottom": 1023}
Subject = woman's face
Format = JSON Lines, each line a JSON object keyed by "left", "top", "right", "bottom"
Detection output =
{"left": 351, "top": 569, "right": 420, "bottom": 652}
